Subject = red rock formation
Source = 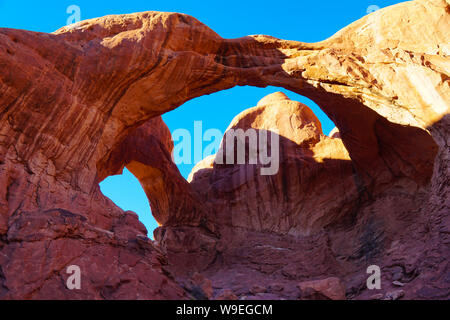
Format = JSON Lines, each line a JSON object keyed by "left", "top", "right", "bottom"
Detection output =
{"left": 0, "top": 0, "right": 448, "bottom": 299}
{"left": 189, "top": 92, "right": 357, "bottom": 236}
{"left": 97, "top": 116, "right": 208, "bottom": 227}
{"left": 297, "top": 277, "right": 346, "bottom": 300}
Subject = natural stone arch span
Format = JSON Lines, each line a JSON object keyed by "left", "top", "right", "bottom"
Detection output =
{"left": 0, "top": 0, "right": 448, "bottom": 299}
{"left": 0, "top": 1, "right": 445, "bottom": 213}
{"left": 66, "top": 1, "right": 445, "bottom": 228}
{"left": 59, "top": 1, "right": 446, "bottom": 194}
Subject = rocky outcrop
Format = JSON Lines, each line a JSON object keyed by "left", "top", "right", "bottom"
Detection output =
{"left": 297, "top": 277, "right": 346, "bottom": 300}
{"left": 97, "top": 116, "right": 207, "bottom": 227}
{"left": 189, "top": 92, "right": 357, "bottom": 236}
{"left": 0, "top": 0, "right": 448, "bottom": 299}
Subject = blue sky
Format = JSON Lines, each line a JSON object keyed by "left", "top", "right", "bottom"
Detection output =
{"left": 1, "top": 0, "right": 404, "bottom": 235}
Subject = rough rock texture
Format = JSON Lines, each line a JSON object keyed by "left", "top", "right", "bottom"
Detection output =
{"left": 0, "top": 0, "right": 449, "bottom": 299}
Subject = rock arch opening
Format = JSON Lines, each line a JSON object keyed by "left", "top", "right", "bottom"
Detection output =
{"left": 162, "top": 86, "right": 337, "bottom": 179}
{"left": 97, "top": 79, "right": 438, "bottom": 240}
{"left": 97, "top": 85, "right": 339, "bottom": 237}
{"left": 99, "top": 167, "right": 157, "bottom": 237}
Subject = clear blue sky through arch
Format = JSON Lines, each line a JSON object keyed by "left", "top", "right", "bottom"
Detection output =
{"left": 0, "top": 0, "right": 405, "bottom": 235}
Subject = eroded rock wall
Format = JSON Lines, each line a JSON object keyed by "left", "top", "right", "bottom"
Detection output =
{"left": 0, "top": 0, "right": 448, "bottom": 299}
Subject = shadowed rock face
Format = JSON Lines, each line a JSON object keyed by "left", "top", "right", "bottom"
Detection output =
{"left": 189, "top": 92, "right": 357, "bottom": 236}
{"left": 0, "top": 0, "right": 448, "bottom": 299}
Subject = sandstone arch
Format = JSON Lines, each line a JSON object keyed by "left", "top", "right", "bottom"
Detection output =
{"left": 0, "top": 0, "right": 448, "bottom": 299}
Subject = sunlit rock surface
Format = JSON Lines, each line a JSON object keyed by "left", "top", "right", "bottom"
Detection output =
{"left": 0, "top": 0, "right": 448, "bottom": 299}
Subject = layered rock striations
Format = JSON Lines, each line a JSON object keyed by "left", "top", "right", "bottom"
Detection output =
{"left": 0, "top": 0, "right": 448, "bottom": 299}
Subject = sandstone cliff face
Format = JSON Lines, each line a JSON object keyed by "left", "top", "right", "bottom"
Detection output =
{"left": 189, "top": 92, "right": 357, "bottom": 236}
{"left": 0, "top": 0, "right": 449, "bottom": 299}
